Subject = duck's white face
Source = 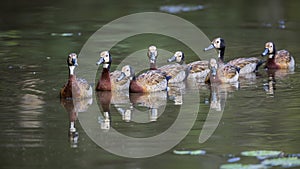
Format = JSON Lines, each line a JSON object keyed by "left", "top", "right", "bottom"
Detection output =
{"left": 261, "top": 42, "right": 275, "bottom": 58}
{"left": 121, "top": 65, "right": 133, "bottom": 77}
{"left": 100, "top": 51, "right": 111, "bottom": 62}
{"left": 167, "top": 51, "right": 184, "bottom": 63}
{"left": 265, "top": 42, "right": 274, "bottom": 54}
{"left": 117, "top": 65, "right": 134, "bottom": 81}
{"left": 68, "top": 53, "right": 78, "bottom": 66}
{"left": 212, "top": 37, "right": 224, "bottom": 49}
{"left": 204, "top": 37, "right": 225, "bottom": 52}
{"left": 148, "top": 45, "right": 158, "bottom": 63}
{"left": 97, "top": 51, "right": 111, "bottom": 66}
{"left": 174, "top": 51, "right": 184, "bottom": 63}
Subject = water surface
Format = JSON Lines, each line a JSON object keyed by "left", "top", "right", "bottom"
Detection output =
{"left": 1, "top": 0, "right": 300, "bottom": 169}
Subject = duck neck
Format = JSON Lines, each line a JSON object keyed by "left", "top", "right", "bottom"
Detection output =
{"left": 69, "top": 66, "right": 76, "bottom": 76}
{"left": 268, "top": 54, "right": 275, "bottom": 60}
{"left": 149, "top": 62, "right": 157, "bottom": 70}
{"left": 96, "top": 68, "right": 111, "bottom": 91}
{"left": 267, "top": 48, "right": 276, "bottom": 65}
{"left": 178, "top": 60, "right": 185, "bottom": 65}
{"left": 266, "top": 54, "right": 276, "bottom": 69}
{"left": 101, "top": 67, "right": 110, "bottom": 80}
{"left": 269, "top": 48, "right": 276, "bottom": 60}
{"left": 218, "top": 48, "right": 225, "bottom": 63}
{"left": 101, "top": 62, "right": 111, "bottom": 80}
{"left": 103, "top": 62, "right": 111, "bottom": 69}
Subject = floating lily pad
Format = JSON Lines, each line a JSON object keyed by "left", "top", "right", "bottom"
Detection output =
{"left": 220, "top": 163, "right": 268, "bottom": 169}
{"left": 262, "top": 157, "right": 300, "bottom": 168}
{"left": 173, "top": 149, "right": 206, "bottom": 155}
{"left": 159, "top": 5, "right": 204, "bottom": 14}
{"left": 241, "top": 150, "right": 282, "bottom": 159}
{"left": 227, "top": 157, "right": 241, "bottom": 163}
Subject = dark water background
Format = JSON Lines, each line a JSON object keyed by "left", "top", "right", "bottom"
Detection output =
{"left": 1, "top": 0, "right": 300, "bottom": 168}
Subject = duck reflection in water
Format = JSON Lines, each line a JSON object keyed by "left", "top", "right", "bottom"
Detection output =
{"left": 167, "top": 82, "right": 185, "bottom": 105}
{"left": 96, "top": 90, "right": 133, "bottom": 128}
{"left": 129, "top": 91, "right": 168, "bottom": 122}
{"left": 263, "top": 69, "right": 293, "bottom": 96}
{"left": 110, "top": 91, "right": 132, "bottom": 122}
{"left": 199, "top": 82, "right": 238, "bottom": 143}
{"left": 263, "top": 69, "right": 276, "bottom": 96}
{"left": 60, "top": 98, "right": 92, "bottom": 148}
{"left": 208, "top": 83, "right": 237, "bottom": 111}
{"left": 96, "top": 91, "right": 112, "bottom": 131}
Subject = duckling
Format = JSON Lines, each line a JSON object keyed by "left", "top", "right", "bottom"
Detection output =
{"left": 204, "top": 37, "right": 263, "bottom": 74}
{"left": 209, "top": 58, "right": 239, "bottom": 83}
{"left": 167, "top": 51, "right": 210, "bottom": 83}
{"left": 159, "top": 51, "right": 189, "bottom": 83}
{"left": 60, "top": 53, "right": 92, "bottom": 99}
{"left": 261, "top": 42, "right": 295, "bottom": 70}
{"left": 96, "top": 51, "right": 131, "bottom": 91}
{"left": 117, "top": 65, "right": 169, "bottom": 93}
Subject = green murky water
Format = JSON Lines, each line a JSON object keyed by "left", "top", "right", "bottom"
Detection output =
{"left": 1, "top": 0, "right": 300, "bottom": 169}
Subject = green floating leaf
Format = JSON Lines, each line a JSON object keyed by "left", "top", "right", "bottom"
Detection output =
{"left": 262, "top": 157, "right": 300, "bottom": 168}
{"left": 241, "top": 150, "right": 282, "bottom": 159}
{"left": 220, "top": 163, "right": 268, "bottom": 169}
{"left": 173, "top": 149, "right": 206, "bottom": 155}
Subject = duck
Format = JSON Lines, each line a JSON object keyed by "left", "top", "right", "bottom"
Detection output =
{"left": 204, "top": 37, "right": 263, "bottom": 74}
{"left": 209, "top": 58, "right": 239, "bottom": 83}
{"left": 261, "top": 42, "right": 295, "bottom": 70}
{"left": 96, "top": 51, "right": 131, "bottom": 91}
{"left": 159, "top": 51, "right": 189, "bottom": 83}
{"left": 167, "top": 51, "right": 210, "bottom": 83}
{"left": 60, "top": 53, "right": 93, "bottom": 99}
{"left": 117, "top": 65, "right": 169, "bottom": 93}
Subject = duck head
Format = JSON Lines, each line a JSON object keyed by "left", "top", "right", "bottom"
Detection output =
{"left": 96, "top": 51, "right": 112, "bottom": 68}
{"left": 117, "top": 65, "right": 135, "bottom": 82}
{"left": 147, "top": 45, "right": 158, "bottom": 64}
{"left": 261, "top": 42, "right": 276, "bottom": 58}
{"left": 67, "top": 53, "right": 78, "bottom": 75}
{"left": 167, "top": 51, "right": 185, "bottom": 64}
{"left": 204, "top": 37, "right": 225, "bottom": 62}
{"left": 204, "top": 37, "right": 225, "bottom": 51}
{"left": 68, "top": 53, "right": 78, "bottom": 66}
